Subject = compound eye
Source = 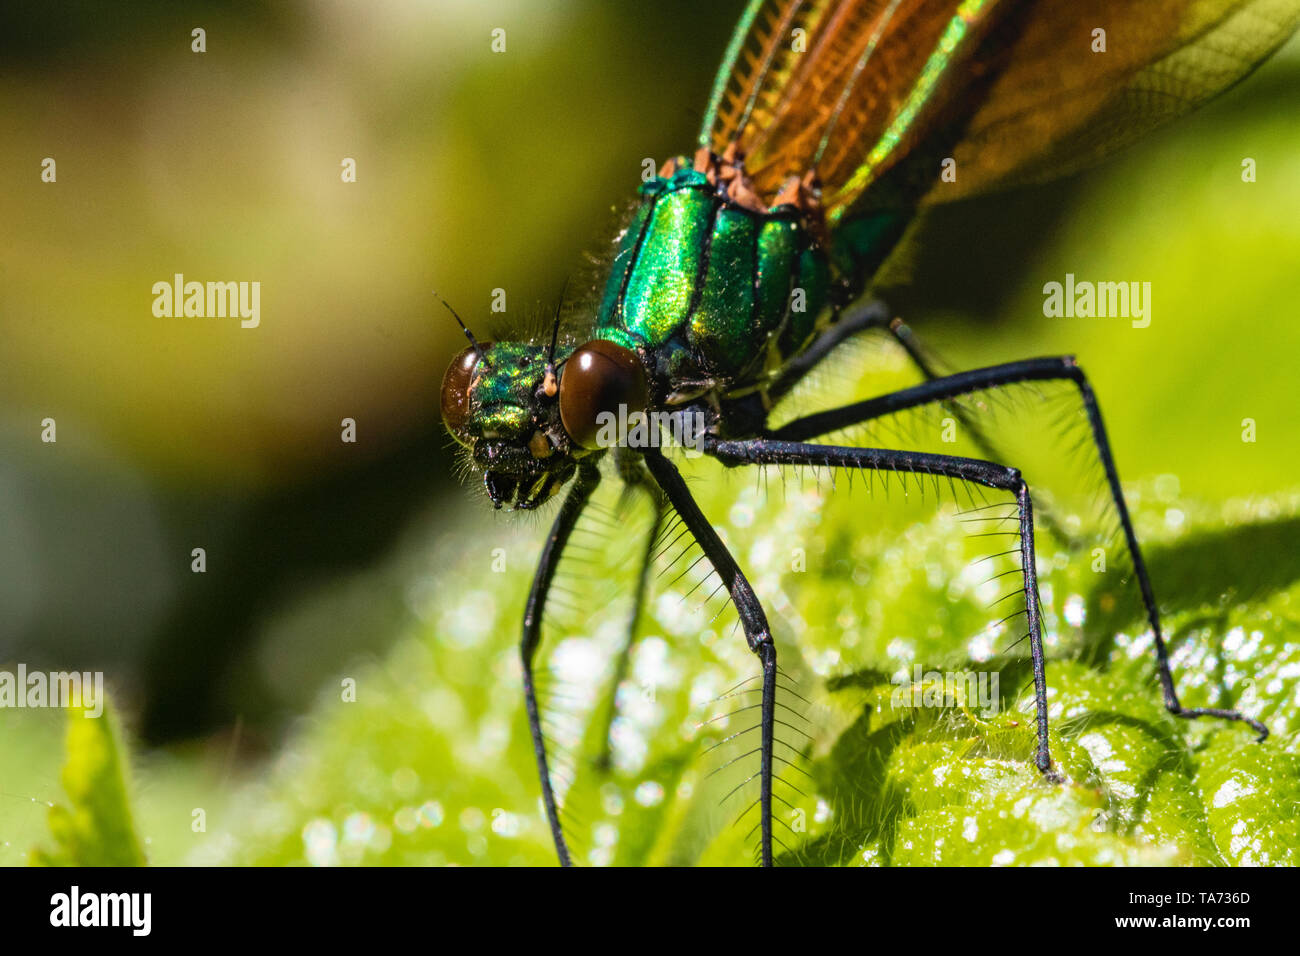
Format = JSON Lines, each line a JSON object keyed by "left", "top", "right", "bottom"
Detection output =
{"left": 559, "top": 340, "right": 648, "bottom": 449}
{"left": 440, "top": 344, "right": 490, "bottom": 444}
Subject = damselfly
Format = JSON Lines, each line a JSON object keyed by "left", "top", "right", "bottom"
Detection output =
{"left": 440, "top": 0, "right": 1299, "bottom": 866}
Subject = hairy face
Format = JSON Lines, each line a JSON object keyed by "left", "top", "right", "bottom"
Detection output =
{"left": 441, "top": 338, "right": 650, "bottom": 509}
{"left": 441, "top": 341, "right": 577, "bottom": 509}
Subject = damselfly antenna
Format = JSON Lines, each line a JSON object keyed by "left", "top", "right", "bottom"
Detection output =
{"left": 433, "top": 290, "right": 486, "bottom": 361}
{"left": 541, "top": 278, "right": 568, "bottom": 397}
{"left": 546, "top": 278, "right": 568, "bottom": 366}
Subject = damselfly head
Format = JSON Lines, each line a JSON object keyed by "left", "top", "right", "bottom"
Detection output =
{"left": 441, "top": 336, "right": 649, "bottom": 510}
{"left": 442, "top": 340, "right": 575, "bottom": 510}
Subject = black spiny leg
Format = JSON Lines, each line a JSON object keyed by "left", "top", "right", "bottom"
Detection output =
{"left": 522, "top": 462, "right": 602, "bottom": 866}
{"left": 641, "top": 447, "right": 779, "bottom": 867}
{"left": 593, "top": 496, "right": 665, "bottom": 770}
{"left": 767, "top": 355, "right": 1268, "bottom": 741}
{"left": 707, "top": 438, "right": 1058, "bottom": 776}
{"left": 766, "top": 299, "right": 891, "bottom": 405}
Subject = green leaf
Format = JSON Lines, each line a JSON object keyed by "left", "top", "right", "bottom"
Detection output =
{"left": 194, "top": 481, "right": 1299, "bottom": 867}
{"left": 31, "top": 695, "right": 147, "bottom": 867}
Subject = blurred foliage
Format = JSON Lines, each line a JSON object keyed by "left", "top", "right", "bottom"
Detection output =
{"left": 0, "top": 0, "right": 739, "bottom": 741}
{"left": 0, "top": 0, "right": 736, "bottom": 486}
{"left": 31, "top": 695, "right": 146, "bottom": 866}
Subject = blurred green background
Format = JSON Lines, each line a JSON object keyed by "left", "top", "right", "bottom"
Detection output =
{"left": 1, "top": 1, "right": 1297, "bottom": 865}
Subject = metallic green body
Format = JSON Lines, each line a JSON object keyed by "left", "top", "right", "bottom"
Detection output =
{"left": 594, "top": 166, "right": 832, "bottom": 395}
{"left": 459, "top": 164, "right": 910, "bottom": 466}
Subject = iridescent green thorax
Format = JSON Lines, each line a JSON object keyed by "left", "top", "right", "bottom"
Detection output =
{"left": 469, "top": 342, "right": 551, "bottom": 439}
{"left": 594, "top": 164, "right": 833, "bottom": 395}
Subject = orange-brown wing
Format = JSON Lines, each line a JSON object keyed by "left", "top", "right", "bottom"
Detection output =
{"left": 699, "top": 0, "right": 1016, "bottom": 218}
{"left": 700, "top": 0, "right": 1300, "bottom": 222}
{"left": 928, "top": 0, "right": 1300, "bottom": 205}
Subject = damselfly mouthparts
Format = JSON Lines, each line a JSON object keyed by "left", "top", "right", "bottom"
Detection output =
{"left": 440, "top": 0, "right": 1299, "bottom": 866}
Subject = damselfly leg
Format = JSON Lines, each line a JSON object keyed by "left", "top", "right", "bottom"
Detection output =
{"left": 521, "top": 462, "right": 602, "bottom": 867}
{"left": 641, "top": 447, "right": 780, "bottom": 868}
{"left": 526, "top": 450, "right": 781, "bottom": 866}
{"left": 592, "top": 483, "right": 665, "bottom": 770}
{"left": 766, "top": 299, "right": 893, "bottom": 405}
{"left": 707, "top": 440, "right": 1056, "bottom": 787}
{"left": 767, "top": 339, "right": 1269, "bottom": 741}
